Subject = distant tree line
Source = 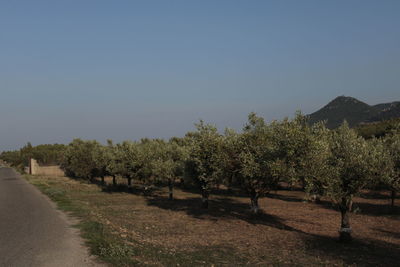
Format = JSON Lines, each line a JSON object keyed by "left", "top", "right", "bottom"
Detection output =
{"left": 1, "top": 113, "right": 400, "bottom": 242}
{"left": 0, "top": 143, "right": 65, "bottom": 171}
{"left": 355, "top": 117, "right": 400, "bottom": 139}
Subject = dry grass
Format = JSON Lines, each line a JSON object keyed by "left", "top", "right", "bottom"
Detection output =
{"left": 26, "top": 175, "right": 400, "bottom": 266}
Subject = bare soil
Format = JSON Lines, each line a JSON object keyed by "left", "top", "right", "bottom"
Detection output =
{"left": 31, "top": 175, "right": 400, "bottom": 266}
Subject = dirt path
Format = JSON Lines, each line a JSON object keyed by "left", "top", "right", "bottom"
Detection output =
{"left": 0, "top": 167, "right": 105, "bottom": 267}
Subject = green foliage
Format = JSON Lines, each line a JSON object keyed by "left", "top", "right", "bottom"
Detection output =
{"left": 312, "top": 122, "right": 395, "bottom": 241}
{"left": 7, "top": 111, "right": 400, "bottom": 233}
{"left": 356, "top": 117, "right": 400, "bottom": 139}
{"left": 185, "top": 121, "right": 222, "bottom": 207}
{"left": 105, "top": 140, "right": 124, "bottom": 179}
{"left": 269, "top": 112, "right": 319, "bottom": 187}
{"left": 216, "top": 128, "right": 242, "bottom": 189}
{"left": 152, "top": 141, "right": 188, "bottom": 183}
{"left": 0, "top": 143, "right": 65, "bottom": 170}
{"left": 137, "top": 139, "right": 163, "bottom": 184}
{"left": 382, "top": 124, "right": 400, "bottom": 193}
{"left": 91, "top": 142, "right": 114, "bottom": 184}
{"left": 115, "top": 141, "right": 142, "bottom": 185}
{"left": 149, "top": 140, "right": 188, "bottom": 199}
{"left": 302, "top": 122, "right": 332, "bottom": 199}
{"left": 185, "top": 121, "right": 222, "bottom": 188}
{"left": 321, "top": 123, "right": 384, "bottom": 202}
{"left": 62, "top": 139, "right": 101, "bottom": 180}
{"left": 237, "top": 113, "right": 280, "bottom": 197}
{"left": 6, "top": 110, "right": 400, "bottom": 245}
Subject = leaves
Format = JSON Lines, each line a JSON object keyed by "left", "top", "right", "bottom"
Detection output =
{"left": 23, "top": 112, "right": 400, "bottom": 213}
{"left": 185, "top": 121, "right": 222, "bottom": 191}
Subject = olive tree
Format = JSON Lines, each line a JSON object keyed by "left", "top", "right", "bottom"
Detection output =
{"left": 237, "top": 113, "right": 281, "bottom": 214}
{"left": 267, "top": 114, "right": 307, "bottom": 188}
{"left": 383, "top": 127, "right": 400, "bottom": 208}
{"left": 117, "top": 141, "right": 143, "bottom": 188}
{"left": 185, "top": 121, "right": 222, "bottom": 208}
{"left": 137, "top": 139, "right": 169, "bottom": 194}
{"left": 301, "top": 122, "right": 332, "bottom": 203}
{"left": 62, "top": 139, "right": 101, "bottom": 181}
{"left": 152, "top": 141, "right": 188, "bottom": 200}
{"left": 321, "top": 123, "right": 391, "bottom": 242}
{"left": 92, "top": 142, "right": 113, "bottom": 185}
{"left": 104, "top": 140, "right": 119, "bottom": 186}
{"left": 106, "top": 140, "right": 129, "bottom": 186}
{"left": 216, "top": 128, "right": 242, "bottom": 192}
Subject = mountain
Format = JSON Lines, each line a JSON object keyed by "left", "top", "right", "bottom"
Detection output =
{"left": 308, "top": 96, "right": 400, "bottom": 129}
{"left": 369, "top": 101, "right": 400, "bottom": 122}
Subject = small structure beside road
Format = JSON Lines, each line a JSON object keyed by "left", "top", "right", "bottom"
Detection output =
{"left": 29, "top": 158, "right": 65, "bottom": 177}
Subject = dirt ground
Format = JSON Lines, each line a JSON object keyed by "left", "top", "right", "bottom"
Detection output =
{"left": 32, "top": 175, "right": 400, "bottom": 266}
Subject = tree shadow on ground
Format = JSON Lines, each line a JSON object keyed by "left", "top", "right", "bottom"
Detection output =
{"left": 147, "top": 194, "right": 400, "bottom": 266}
{"left": 316, "top": 198, "right": 400, "bottom": 216}
{"left": 146, "top": 195, "right": 305, "bottom": 231}
{"left": 354, "top": 202, "right": 400, "bottom": 216}
{"left": 372, "top": 228, "right": 400, "bottom": 240}
{"left": 301, "top": 233, "right": 400, "bottom": 266}
{"left": 100, "top": 183, "right": 163, "bottom": 197}
{"left": 360, "top": 190, "right": 392, "bottom": 200}
{"left": 179, "top": 185, "right": 249, "bottom": 198}
{"left": 179, "top": 184, "right": 300, "bottom": 198}
{"left": 267, "top": 192, "right": 305, "bottom": 203}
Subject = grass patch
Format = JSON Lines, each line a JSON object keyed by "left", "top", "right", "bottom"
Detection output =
{"left": 80, "top": 221, "right": 137, "bottom": 266}
{"left": 24, "top": 175, "right": 140, "bottom": 266}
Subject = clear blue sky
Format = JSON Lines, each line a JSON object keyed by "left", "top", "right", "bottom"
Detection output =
{"left": 1, "top": 0, "right": 400, "bottom": 150}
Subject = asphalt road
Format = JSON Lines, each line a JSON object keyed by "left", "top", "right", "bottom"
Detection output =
{"left": 0, "top": 167, "right": 103, "bottom": 267}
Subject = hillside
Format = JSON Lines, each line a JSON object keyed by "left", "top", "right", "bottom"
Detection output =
{"left": 308, "top": 96, "right": 400, "bottom": 129}
{"left": 355, "top": 117, "right": 400, "bottom": 139}
{"left": 369, "top": 101, "right": 400, "bottom": 122}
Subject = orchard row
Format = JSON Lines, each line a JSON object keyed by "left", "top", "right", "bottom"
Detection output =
{"left": 2, "top": 113, "right": 399, "bottom": 242}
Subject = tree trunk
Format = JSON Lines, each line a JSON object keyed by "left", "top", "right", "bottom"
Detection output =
{"left": 168, "top": 179, "right": 173, "bottom": 200}
{"left": 349, "top": 198, "right": 353, "bottom": 212}
{"left": 201, "top": 189, "right": 209, "bottom": 209}
{"left": 339, "top": 197, "right": 352, "bottom": 242}
{"left": 127, "top": 177, "right": 132, "bottom": 187}
{"left": 101, "top": 176, "right": 105, "bottom": 185}
{"left": 112, "top": 175, "right": 116, "bottom": 186}
{"left": 227, "top": 174, "right": 234, "bottom": 194}
{"left": 310, "top": 193, "right": 321, "bottom": 204}
{"left": 300, "top": 178, "right": 306, "bottom": 191}
{"left": 391, "top": 190, "right": 396, "bottom": 209}
{"left": 250, "top": 189, "right": 260, "bottom": 215}
{"left": 315, "top": 194, "right": 321, "bottom": 204}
